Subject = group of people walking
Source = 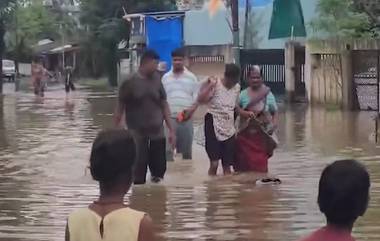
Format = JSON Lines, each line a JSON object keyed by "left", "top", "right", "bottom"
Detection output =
{"left": 64, "top": 49, "right": 372, "bottom": 241}
{"left": 31, "top": 57, "right": 76, "bottom": 97}
{"left": 115, "top": 48, "right": 279, "bottom": 183}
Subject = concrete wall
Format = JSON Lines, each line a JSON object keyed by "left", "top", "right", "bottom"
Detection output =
{"left": 303, "top": 39, "right": 380, "bottom": 109}
{"left": 19, "top": 63, "right": 31, "bottom": 76}
{"left": 185, "top": 45, "right": 232, "bottom": 80}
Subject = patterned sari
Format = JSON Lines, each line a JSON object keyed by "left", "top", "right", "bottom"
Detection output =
{"left": 234, "top": 86, "right": 278, "bottom": 173}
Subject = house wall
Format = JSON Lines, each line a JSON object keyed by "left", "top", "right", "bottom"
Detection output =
{"left": 185, "top": 45, "right": 233, "bottom": 79}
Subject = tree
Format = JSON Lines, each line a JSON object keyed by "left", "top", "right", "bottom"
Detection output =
{"left": 353, "top": 0, "right": 380, "bottom": 31}
{"left": 4, "top": 0, "right": 79, "bottom": 77}
{"left": 310, "top": 0, "right": 376, "bottom": 37}
{"left": 6, "top": 1, "right": 61, "bottom": 61}
{"left": 0, "top": 0, "right": 16, "bottom": 94}
{"left": 80, "top": 0, "right": 176, "bottom": 86}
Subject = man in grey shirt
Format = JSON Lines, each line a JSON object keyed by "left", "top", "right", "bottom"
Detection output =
{"left": 114, "top": 50, "right": 175, "bottom": 184}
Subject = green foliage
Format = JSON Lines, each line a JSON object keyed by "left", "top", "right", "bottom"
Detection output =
{"left": 0, "top": 0, "right": 16, "bottom": 17}
{"left": 310, "top": 0, "right": 376, "bottom": 37}
{"left": 4, "top": 0, "right": 78, "bottom": 61}
{"left": 79, "top": 0, "right": 176, "bottom": 86}
{"left": 1, "top": 0, "right": 17, "bottom": 93}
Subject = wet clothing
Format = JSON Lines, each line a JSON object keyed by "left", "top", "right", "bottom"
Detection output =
{"left": 33, "top": 79, "right": 45, "bottom": 97}
{"left": 118, "top": 72, "right": 168, "bottom": 183}
{"left": 205, "top": 113, "right": 235, "bottom": 166}
{"left": 166, "top": 118, "right": 194, "bottom": 161}
{"left": 235, "top": 86, "right": 278, "bottom": 173}
{"left": 162, "top": 68, "right": 198, "bottom": 117}
{"left": 119, "top": 72, "right": 167, "bottom": 139}
{"left": 133, "top": 133, "right": 167, "bottom": 185}
{"left": 31, "top": 64, "right": 44, "bottom": 80}
{"left": 207, "top": 79, "right": 240, "bottom": 141}
{"left": 64, "top": 69, "right": 76, "bottom": 93}
{"left": 68, "top": 207, "right": 145, "bottom": 241}
{"left": 235, "top": 129, "right": 272, "bottom": 172}
{"left": 162, "top": 68, "right": 198, "bottom": 161}
{"left": 31, "top": 64, "right": 46, "bottom": 97}
{"left": 239, "top": 88, "right": 278, "bottom": 113}
{"left": 298, "top": 226, "right": 356, "bottom": 241}
{"left": 65, "top": 81, "right": 76, "bottom": 93}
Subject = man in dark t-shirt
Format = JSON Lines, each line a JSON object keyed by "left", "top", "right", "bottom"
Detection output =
{"left": 114, "top": 50, "right": 175, "bottom": 184}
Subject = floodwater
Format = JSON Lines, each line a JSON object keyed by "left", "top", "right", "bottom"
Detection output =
{"left": 0, "top": 83, "right": 379, "bottom": 241}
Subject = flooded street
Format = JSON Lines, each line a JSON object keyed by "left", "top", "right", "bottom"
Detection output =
{"left": 0, "top": 83, "right": 379, "bottom": 241}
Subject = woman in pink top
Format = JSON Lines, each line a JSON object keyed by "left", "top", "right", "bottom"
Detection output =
{"left": 299, "top": 160, "right": 370, "bottom": 241}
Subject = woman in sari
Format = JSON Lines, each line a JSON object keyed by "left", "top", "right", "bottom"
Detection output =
{"left": 235, "top": 65, "right": 279, "bottom": 173}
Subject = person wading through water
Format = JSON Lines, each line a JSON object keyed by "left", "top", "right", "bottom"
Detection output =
{"left": 65, "top": 130, "right": 155, "bottom": 241}
{"left": 180, "top": 64, "right": 241, "bottom": 176}
{"left": 234, "top": 65, "right": 279, "bottom": 173}
{"left": 114, "top": 50, "right": 175, "bottom": 184}
{"left": 162, "top": 48, "right": 199, "bottom": 161}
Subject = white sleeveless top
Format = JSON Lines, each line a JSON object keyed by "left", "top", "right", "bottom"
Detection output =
{"left": 68, "top": 207, "right": 145, "bottom": 241}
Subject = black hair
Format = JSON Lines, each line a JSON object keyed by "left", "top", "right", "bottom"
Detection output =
{"left": 32, "top": 56, "right": 42, "bottom": 63}
{"left": 90, "top": 129, "right": 136, "bottom": 185}
{"left": 171, "top": 48, "right": 185, "bottom": 58}
{"left": 318, "top": 159, "right": 370, "bottom": 227}
{"left": 249, "top": 65, "right": 263, "bottom": 76}
{"left": 140, "top": 49, "right": 160, "bottom": 64}
{"left": 224, "top": 63, "right": 241, "bottom": 83}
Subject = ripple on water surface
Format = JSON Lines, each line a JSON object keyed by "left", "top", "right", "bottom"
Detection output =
{"left": 0, "top": 85, "right": 379, "bottom": 240}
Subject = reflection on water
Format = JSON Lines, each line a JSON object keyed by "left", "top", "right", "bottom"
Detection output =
{"left": 0, "top": 83, "right": 379, "bottom": 241}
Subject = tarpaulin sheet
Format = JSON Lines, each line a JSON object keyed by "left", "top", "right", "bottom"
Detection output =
{"left": 269, "top": 0, "right": 306, "bottom": 39}
{"left": 146, "top": 16, "right": 183, "bottom": 71}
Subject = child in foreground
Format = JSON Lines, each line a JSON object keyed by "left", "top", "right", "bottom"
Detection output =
{"left": 298, "top": 159, "right": 370, "bottom": 241}
{"left": 65, "top": 130, "right": 154, "bottom": 241}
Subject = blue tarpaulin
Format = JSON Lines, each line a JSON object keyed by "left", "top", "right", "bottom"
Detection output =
{"left": 146, "top": 16, "right": 183, "bottom": 71}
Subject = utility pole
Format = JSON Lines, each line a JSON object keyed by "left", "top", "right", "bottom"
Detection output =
{"left": 61, "top": 23, "right": 65, "bottom": 69}
{"left": 15, "top": 0, "right": 20, "bottom": 91}
{"left": 231, "top": 0, "right": 240, "bottom": 65}
{"left": 243, "top": 0, "right": 250, "bottom": 48}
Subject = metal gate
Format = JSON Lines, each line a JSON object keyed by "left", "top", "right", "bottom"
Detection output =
{"left": 352, "top": 50, "right": 380, "bottom": 111}
{"left": 295, "top": 46, "right": 306, "bottom": 97}
{"left": 240, "top": 49, "right": 285, "bottom": 95}
{"left": 240, "top": 48, "right": 305, "bottom": 96}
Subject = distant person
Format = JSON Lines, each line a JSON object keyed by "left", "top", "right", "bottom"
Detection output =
{"left": 162, "top": 48, "right": 198, "bottom": 161}
{"left": 64, "top": 66, "right": 76, "bottom": 95}
{"left": 65, "top": 130, "right": 155, "bottom": 241}
{"left": 298, "top": 159, "right": 370, "bottom": 241}
{"left": 31, "top": 57, "right": 48, "bottom": 97}
{"left": 114, "top": 50, "right": 175, "bottom": 184}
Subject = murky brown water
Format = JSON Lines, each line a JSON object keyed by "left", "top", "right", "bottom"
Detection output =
{"left": 0, "top": 83, "right": 379, "bottom": 241}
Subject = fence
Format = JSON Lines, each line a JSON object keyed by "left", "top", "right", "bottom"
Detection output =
{"left": 309, "top": 54, "right": 343, "bottom": 107}
{"left": 240, "top": 49, "right": 286, "bottom": 95}
{"left": 352, "top": 50, "right": 380, "bottom": 111}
